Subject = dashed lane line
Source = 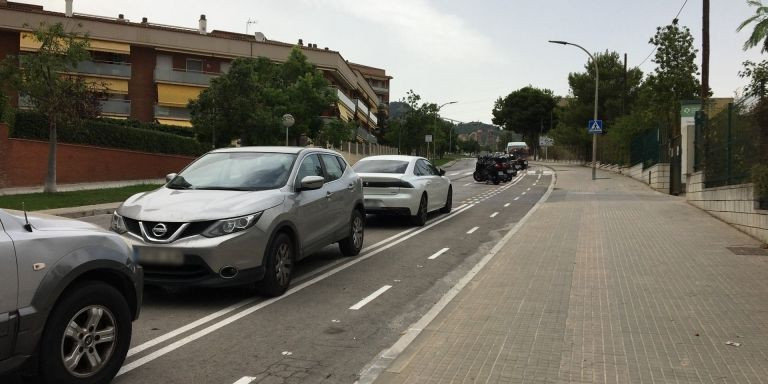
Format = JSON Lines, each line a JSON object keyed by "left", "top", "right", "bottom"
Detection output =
{"left": 466, "top": 226, "right": 479, "bottom": 234}
{"left": 504, "top": 203, "right": 510, "bottom": 207}
{"left": 349, "top": 285, "right": 393, "bottom": 310}
{"left": 427, "top": 248, "right": 450, "bottom": 260}
{"left": 490, "top": 212, "right": 499, "bottom": 218}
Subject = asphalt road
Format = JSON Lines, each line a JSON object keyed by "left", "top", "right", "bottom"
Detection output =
{"left": 6, "top": 158, "right": 553, "bottom": 384}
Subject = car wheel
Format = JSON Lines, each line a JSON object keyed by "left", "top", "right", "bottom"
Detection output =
{"left": 440, "top": 187, "right": 452, "bottom": 214}
{"left": 257, "top": 232, "right": 294, "bottom": 297}
{"left": 38, "top": 281, "right": 131, "bottom": 384}
{"left": 411, "top": 194, "right": 428, "bottom": 226}
{"left": 339, "top": 209, "right": 364, "bottom": 256}
{"left": 472, "top": 171, "right": 482, "bottom": 182}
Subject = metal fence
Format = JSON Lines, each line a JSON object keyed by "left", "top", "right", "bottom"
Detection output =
{"left": 695, "top": 101, "right": 762, "bottom": 188}
{"left": 629, "top": 127, "right": 670, "bottom": 169}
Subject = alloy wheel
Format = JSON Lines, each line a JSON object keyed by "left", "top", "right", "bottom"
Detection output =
{"left": 60, "top": 305, "right": 117, "bottom": 378}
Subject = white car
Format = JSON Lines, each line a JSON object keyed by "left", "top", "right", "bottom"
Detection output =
{"left": 353, "top": 155, "right": 452, "bottom": 226}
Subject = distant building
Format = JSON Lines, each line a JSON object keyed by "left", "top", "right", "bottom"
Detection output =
{"left": 0, "top": 1, "right": 389, "bottom": 142}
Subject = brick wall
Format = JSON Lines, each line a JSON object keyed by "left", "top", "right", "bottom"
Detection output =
{"left": 687, "top": 171, "right": 768, "bottom": 243}
{"left": 0, "top": 124, "right": 194, "bottom": 188}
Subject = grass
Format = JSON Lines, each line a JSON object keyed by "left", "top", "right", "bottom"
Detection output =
{"left": 432, "top": 155, "right": 462, "bottom": 167}
{"left": 0, "top": 184, "right": 163, "bottom": 211}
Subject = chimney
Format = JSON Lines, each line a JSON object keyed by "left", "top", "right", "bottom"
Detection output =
{"left": 118, "top": 14, "right": 124, "bottom": 20}
{"left": 198, "top": 14, "right": 207, "bottom": 34}
{"left": 141, "top": 17, "right": 148, "bottom": 24}
{"left": 298, "top": 38, "right": 303, "bottom": 46}
{"left": 65, "top": 0, "right": 73, "bottom": 17}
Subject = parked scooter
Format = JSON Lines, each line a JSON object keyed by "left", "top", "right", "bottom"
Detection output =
{"left": 473, "top": 154, "right": 516, "bottom": 184}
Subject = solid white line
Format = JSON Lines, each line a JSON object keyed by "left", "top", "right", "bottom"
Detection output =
{"left": 514, "top": 197, "right": 520, "bottom": 201}
{"left": 427, "top": 247, "right": 450, "bottom": 260}
{"left": 466, "top": 226, "right": 479, "bottom": 234}
{"left": 356, "top": 166, "right": 557, "bottom": 384}
{"left": 117, "top": 204, "right": 476, "bottom": 376}
{"left": 349, "top": 285, "right": 393, "bottom": 310}
{"left": 490, "top": 212, "right": 498, "bottom": 218}
{"left": 232, "top": 377, "right": 256, "bottom": 384}
{"left": 504, "top": 203, "right": 510, "bottom": 207}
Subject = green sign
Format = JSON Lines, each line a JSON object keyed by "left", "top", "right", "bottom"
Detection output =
{"left": 680, "top": 100, "right": 701, "bottom": 118}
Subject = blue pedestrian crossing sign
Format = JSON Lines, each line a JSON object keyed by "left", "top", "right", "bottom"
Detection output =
{"left": 588, "top": 120, "right": 603, "bottom": 134}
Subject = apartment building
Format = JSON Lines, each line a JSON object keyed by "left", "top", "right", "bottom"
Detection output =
{"left": 0, "top": 1, "right": 391, "bottom": 142}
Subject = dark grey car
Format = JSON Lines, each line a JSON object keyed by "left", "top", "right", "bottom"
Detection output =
{"left": 112, "top": 146, "right": 365, "bottom": 296}
{"left": 0, "top": 208, "right": 142, "bottom": 384}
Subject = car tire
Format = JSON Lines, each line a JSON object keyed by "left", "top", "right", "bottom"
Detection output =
{"left": 257, "top": 232, "right": 294, "bottom": 297}
{"left": 339, "top": 209, "right": 364, "bottom": 257}
{"left": 38, "top": 281, "right": 132, "bottom": 384}
{"left": 411, "top": 194, "right": 428, "bottom": 226}
{"left": 440, "top": 187, "right": 452, "bottom": 214}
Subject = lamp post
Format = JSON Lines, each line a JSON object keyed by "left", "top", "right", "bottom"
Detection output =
{"left": 282, "top": 114, "right": 295, "bottom": 146}
{"left": 435, "top": 101, "right": 458, "bottom": 160}
{"left": 549, "top": 40, "right": 599, "bottom": 180}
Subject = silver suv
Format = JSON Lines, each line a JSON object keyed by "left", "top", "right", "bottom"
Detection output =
{"left": 0, "top": 208, "right": 142, "bottom": 384}
{"left": 111, "top": 147, "right": 365, "bottom": 296}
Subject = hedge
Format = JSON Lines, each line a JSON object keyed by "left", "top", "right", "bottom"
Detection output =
{"left": 11, "top": 111, "right": 205, "bottom": 157}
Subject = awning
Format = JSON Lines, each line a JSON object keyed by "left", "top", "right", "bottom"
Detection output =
{"left": 338, "top": 102, "right": 354, "bottom": 122}
{"left": 20, "top": 33, "right": 130, "bottom": 54}
{"left": 156, "top": 119, "right": 193, "bottom": 127}
{"left": 81, "top": 76, "right": 128, "bottom": 94}
{"left": 157, "top": 83, "right": 203, "bottom": 107}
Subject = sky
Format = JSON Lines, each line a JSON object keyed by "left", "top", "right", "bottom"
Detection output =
{"left": 30, "top": 0, "right": 767, "bottom": 124}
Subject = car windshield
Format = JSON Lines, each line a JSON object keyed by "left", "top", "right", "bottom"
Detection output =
{"left": 167, "top": 152, "right": 296, "bottom": 191}
{"left": 353, "top": 160, "right": 409, "bottom": 174}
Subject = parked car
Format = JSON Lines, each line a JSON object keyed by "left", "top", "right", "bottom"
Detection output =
{"left": 353, "top": 155, "right": 452, "bottom": 226}
{"left": 0, "top": 208, "right": 142, "bottom": 384}
{"left": 111, "top": 147, "right": 364, "bottom": 296}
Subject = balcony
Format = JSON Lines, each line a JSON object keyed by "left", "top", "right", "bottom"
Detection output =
{"left": 74, "top": 60, "right": 131, "bottom": 78}
{"left": 369, "top": 112, "right": 378, "bottom": 126}
{"left": 356, "top": 99, "right": 370, "bottom": 116}
{"left": 154, "top": 68, "right": 217, "bottom": 86}
{"left": 336, "top": 88, "right": 356, "bottom": 112}
{"left": 357, "top": 126, "right": 378, "bottom": 144}
{"left": 155, "top": 105, "right": 191, "bottom": 120}
{"left": 101, "top": 99, "right": 131, "bottom": 115}
{"left": 372, "top": 85, "right": 389, "bottom": 94}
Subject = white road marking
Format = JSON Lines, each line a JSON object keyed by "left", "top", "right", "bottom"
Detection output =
{"left": 527, "top": 188, "right": 531, "bottom": 191}
{"left": 356, "top": 167, "right": 557, "bottom": 384}
{"left": 463, "top": 172, "right": 474, "bottom": 176}
{"left": 466, "top": 226, "right": 479, "bottom": 234}
{"left": 117, "top": 204, "right": 476, "bottom": 376}
{"left": 427, "top": 247, "right": 450, "bottom": 260}
{"left": 514, "top": 197, "right": 520, "bottom": 201}
{"left": 504, "top": 203, "right": 510, "bottom": 207}
{"left": 448, "top": 172, "right": 460, "bottom": 176}
{"left": 349, "top": 285, "right": 393, "bottom": 310}
{"left": 490, "top": 212, "right": 499, "bottom": 218}
{"left": 463, "top": 183, "right": 472, "bottom": 186}
{"left": 521, "top": 191, "right": 527, "bottom": 195}
{"left": 233, "top": 377, "right": 257, "bottom": 384}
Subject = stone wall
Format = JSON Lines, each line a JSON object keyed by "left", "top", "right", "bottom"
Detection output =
{"left": 687, "top": 171, "right": 768, "bottom": 243}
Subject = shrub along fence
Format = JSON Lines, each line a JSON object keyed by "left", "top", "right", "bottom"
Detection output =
{"left": 11, "top": 111, "right": 205, "bottom": 156}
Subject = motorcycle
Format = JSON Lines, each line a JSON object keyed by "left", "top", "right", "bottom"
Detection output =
{"left": 473, "top": 154, "right": 515, "bottom": 185}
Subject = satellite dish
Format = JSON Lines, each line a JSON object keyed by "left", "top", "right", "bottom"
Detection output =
{"left": 254, "top": 32, "right": 266, "bottom": 42}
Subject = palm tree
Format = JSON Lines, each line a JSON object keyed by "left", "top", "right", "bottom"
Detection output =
{"left": 737, "top": 0, "right": 768, "bottom": 52}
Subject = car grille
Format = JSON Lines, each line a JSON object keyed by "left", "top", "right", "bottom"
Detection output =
{"left": 123, "top": 218, "right": 215, "bottom": 242}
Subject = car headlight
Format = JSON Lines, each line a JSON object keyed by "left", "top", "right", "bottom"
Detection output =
{"left": 110, "top": 212, "right": 128, "bottom": 234}
{"left": 202, "top": 212, "right": 262, "bottom": 238}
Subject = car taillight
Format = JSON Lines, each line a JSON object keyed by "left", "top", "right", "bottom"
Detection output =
{"left": 495, "top": 164, "right": 502, "bottom": 169}
{"left": 364, "top": 180, "right": 414, "bottom": 188}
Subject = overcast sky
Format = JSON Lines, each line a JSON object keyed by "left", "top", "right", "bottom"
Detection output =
{"left": 31, "top": 0, "right": 766, "bottom": 123}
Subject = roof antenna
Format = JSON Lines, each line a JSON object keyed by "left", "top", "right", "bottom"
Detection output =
{"left": 22, "top": 202, "right": 32, "bottom": 232}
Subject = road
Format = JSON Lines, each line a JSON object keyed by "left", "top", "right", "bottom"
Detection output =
{"left": 8, "top": 159, "right": 553, "bottom": 384}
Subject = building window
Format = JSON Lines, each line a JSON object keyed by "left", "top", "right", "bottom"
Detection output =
{"left": 186, "top": 58, "right": 203, "bottom": 73}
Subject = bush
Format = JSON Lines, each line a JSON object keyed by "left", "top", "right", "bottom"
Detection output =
{"left": 752, "top": 164, "right": 768, "bottom": 210}
{"left": 11, "top": 111, "right": 205, "bottom": 156}
{"left": 99, "top": 118, "right": 196, "bottom": 138}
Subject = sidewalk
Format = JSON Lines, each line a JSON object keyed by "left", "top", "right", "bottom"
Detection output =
{"left": 372, "top": 164, "right": 768, "bottom": 383}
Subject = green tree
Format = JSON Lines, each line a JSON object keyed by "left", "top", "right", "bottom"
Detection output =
{"left": 318, "top": 118, "right": 355, "bottom": 148}
{"left": 645, "top": 20, "right": 701, "bottom": 133}
{"left": 383, "top": 90, "right": 444, "bottom": 157}
{"left": 189, "top": 47, "right": 336, "bottom": 147}
{"left": 737, "top": 0, "right": 768, "bottom": 52}
{"left": 491, "top": 86, "right": 556, "bottom": 154}
{"left": 0, "top": 22, "right": 106, "bottom": 192}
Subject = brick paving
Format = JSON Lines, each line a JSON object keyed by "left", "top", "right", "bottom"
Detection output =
{"left": 374, "top": 165, "right": 768, "bottom": 384}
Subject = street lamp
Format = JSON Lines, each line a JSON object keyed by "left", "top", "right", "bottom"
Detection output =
{"left": 435, "top": 101, "right": 458, "bottom": 160}
{"left": 282, "top": 113, "right": 295, "bottom": 146}
{"left": 549, "top": 40, "right": 599, "bottom": 180}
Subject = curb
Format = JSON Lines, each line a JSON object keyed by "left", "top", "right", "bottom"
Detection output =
{"left": 39, "top": 202, "right": 121, "bottom": 219}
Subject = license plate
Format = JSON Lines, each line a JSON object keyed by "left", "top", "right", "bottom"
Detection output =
{"left": 498, "top": 171, "right": 505, "bottom": 176}
{"left": 139, "top": 248, "right": 184, "bottom": 265}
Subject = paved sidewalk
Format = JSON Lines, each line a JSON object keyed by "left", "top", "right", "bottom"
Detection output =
{"left": 373, "top": 164, "right": 768, "bottom": 384}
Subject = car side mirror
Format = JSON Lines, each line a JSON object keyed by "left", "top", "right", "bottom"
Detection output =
{"left": 299, "top": 176, "right": 325, "bottom": 191}
{"left": 165, "top": 173, "right": 178, "bottom": 183}
{"left": 438, "top": 168, "right": 446, "bottom": 176}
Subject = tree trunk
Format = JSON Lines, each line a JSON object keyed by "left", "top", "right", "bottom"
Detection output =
{"left": 44, "top": 118, "right": 57, "bottom": 193}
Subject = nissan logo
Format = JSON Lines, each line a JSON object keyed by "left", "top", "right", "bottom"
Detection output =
{"left": 152, "top": 223, "right": 168, "bottom": 237}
